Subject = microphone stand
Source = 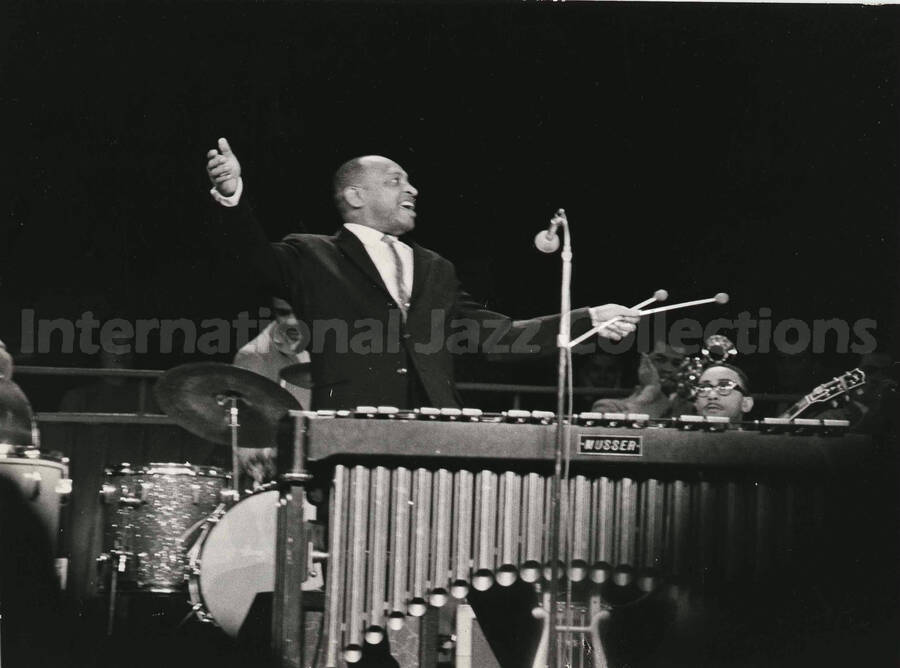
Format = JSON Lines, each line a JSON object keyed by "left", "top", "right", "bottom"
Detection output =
{"left": 548, "top": 209, "right": 572, "bottom": 668}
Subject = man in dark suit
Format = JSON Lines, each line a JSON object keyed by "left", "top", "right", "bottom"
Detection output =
{"left": 205, "top": 140, "right": 639, "bottom": 667}
{"left": 206, "top": 138, "right": 639, "bottom": 410}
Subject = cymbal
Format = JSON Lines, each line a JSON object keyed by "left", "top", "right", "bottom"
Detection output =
{"left": 0, "top": 380, "right": 35, "bottom": 446}
{"left": 280, "top": 362, "right": 313, "bottom": 389}
{"left": 154, "top": 363, "right": 301, "bottom": 447}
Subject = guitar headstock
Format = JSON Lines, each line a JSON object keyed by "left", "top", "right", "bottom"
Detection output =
{"left": 807, "top": 368, "right": 866, "bottom": 405}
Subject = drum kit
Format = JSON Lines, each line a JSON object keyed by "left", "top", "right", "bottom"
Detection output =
{"left": 0, "top": 360, "right": 319, "bottom": 642}
{"left": 91, "top": 361, "right": 324, "bottom": 637}
{"left": 0, "top": 360, "right": 309, "bottom": 642}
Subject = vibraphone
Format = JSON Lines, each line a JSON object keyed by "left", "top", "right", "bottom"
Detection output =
{"left": 273, "top": 409, "right": 876, "bottom": 668}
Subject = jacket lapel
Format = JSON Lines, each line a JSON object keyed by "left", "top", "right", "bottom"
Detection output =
{"left": 409, "top": 242, "right": 433, "bottom": 306}
{"left": 334, "top": 227, "right": 393, "bottom": 298}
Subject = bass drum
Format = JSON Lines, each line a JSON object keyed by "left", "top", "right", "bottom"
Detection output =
{"left": 188, "top": 489, "right": 322, "bottom": 637}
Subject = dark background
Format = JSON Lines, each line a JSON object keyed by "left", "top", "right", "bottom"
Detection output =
{"left": 4, "top": 1, "right": 899, "bottom": 406}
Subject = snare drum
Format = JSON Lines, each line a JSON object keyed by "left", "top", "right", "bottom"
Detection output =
{"left": 101, "top": 462, "right": 228, "bottom": 591}
{"left": 0, "top": 444, "right": 71, "bottom": 551}
{"left": 187, "top": 489, "right": 322, "bottom": 636}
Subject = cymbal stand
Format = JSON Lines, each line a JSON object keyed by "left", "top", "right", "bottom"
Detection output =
{"left": 218, "top": 393, "right": 242, "bottom": 502}
{"left": 98, "top": 550, "right": 129, "bottom": 637}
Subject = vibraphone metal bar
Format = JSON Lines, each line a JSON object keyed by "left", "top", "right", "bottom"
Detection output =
{"left": 274, "top": 410, "right": 873, "bottom": 668}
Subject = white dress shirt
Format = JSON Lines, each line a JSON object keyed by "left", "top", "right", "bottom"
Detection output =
{"left": 342, "top": 223, "right": 414, "bottom": 309}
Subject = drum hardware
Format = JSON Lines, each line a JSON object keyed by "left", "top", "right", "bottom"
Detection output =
{"left": 154, "top": 362, "right": 301, "bottom": 503}
{"left": 95, "top": 549, "right": 132, "bottom": 636}
{"left": 100, "top": 482, "right": 117, "bottom": 504}
{"left": 220, "top": 391, "right": 243, "bottom": 502}
{"left": 21, "top": 469, "right": 43, "bottom": 499}
{"left": 118, "top": 492, "right": 147, "bottom": 508}
{"left": 178, "top": 501, "right": 227, "bottom": 547}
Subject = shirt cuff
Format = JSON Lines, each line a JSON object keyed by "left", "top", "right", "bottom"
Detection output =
{"left": 209, "top": 177, "right": 243, "bottom": 207}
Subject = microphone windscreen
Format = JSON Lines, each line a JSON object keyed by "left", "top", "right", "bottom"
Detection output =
{"left": 654, "top": 289, "right": 668, "bottom": 302}
{"left": 714, "top": 292, "right": 730, "bottom": 304}
{"left": 534, "top": 231, "right": 561, "bottom": 254}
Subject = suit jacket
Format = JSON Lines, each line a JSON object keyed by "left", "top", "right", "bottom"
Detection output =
{"left": 218, "top": 200, "right": 596, "bottom": 409}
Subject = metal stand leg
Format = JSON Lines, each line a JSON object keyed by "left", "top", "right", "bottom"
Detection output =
{"left": 531, "top": 597, "right": 610, "bottom": 668}
{"left": 272, "top": 411, "right": 314, "bottom": 668}
{"left": 217, "top": 393, "right": 243, "bottom": 504}
{"left": 272, "top": 488, "right": 309, "bottom": 667}
{"left": 106, "top": 552, "right": 126, "bottom": 637}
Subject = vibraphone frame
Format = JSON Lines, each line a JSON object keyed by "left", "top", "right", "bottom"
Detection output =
{"left": 271, "top": 411, "right": 876, "bottom": 668}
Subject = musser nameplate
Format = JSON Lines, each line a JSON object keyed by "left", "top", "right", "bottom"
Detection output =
{"left": 578, "top": 434, "right": 643, "bottom": 456}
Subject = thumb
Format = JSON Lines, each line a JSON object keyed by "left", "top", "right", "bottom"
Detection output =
{"left": 218, "top": 137, "right": 232, "bottom": 155}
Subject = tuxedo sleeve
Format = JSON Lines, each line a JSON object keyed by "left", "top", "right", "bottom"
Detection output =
{"left": 212, "top": 197, "right": 304, "bottom": 303}
{"left": 451, "top": 280, "right": 594, "bottom": 358}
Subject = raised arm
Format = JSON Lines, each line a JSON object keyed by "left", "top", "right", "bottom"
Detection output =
{"left": 206, "top": 137, "right": 241, "bottom": 198}
{"left": 204, "top": 137, "right": 299, "bottom": 300}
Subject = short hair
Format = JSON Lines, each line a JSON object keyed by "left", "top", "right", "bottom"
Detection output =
{"left": 332, "top": 158, "right": 367, "bottom": 211}
{"left": 699, "top": 362, "right": 751, "bottom": 394}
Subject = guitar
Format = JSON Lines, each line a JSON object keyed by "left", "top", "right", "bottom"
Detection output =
{"left": 778, "top": 368, "right": 866, "bottom": 420}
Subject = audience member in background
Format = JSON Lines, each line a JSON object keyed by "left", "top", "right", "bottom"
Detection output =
{"left": 693, "top": 363, "right": 754, "bottom": 422}
{"left": 591, "top": 342, "right": 693, "bottom": 417}
{"left": 576, "top": 351, "right": 625, "bottom": 409}
{"left": 233, "top": 296, "right": 311, "bottom": 490}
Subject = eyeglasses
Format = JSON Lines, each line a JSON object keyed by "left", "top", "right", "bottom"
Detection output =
{"left": 695, "top": 380, "right": 746, "bottom": 398}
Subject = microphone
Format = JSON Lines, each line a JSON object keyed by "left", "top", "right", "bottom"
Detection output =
{"left": 534, "top": 209, "right": 565, "bottom": 253}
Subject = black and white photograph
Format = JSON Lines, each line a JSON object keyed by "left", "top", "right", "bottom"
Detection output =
{"left": 3, "top": 1, "right": 898, "bottom": 667}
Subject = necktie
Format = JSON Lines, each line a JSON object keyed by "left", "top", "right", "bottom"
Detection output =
{"left": 382, "top": 235, "right": 410, "bottom": 316}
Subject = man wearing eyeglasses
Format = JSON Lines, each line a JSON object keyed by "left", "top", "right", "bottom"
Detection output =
{"left": 693, "top": 363, "right": 754, "bottom": 422}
